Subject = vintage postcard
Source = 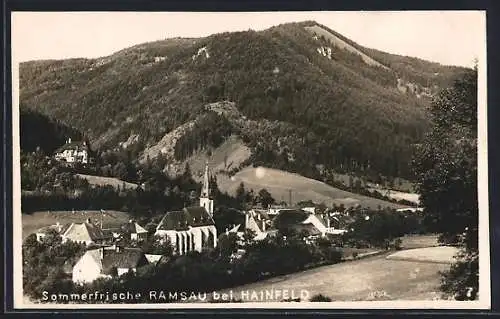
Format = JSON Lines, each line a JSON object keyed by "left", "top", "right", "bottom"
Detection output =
{"left": 10, "top": 11, "right": 489, "bottom": 309}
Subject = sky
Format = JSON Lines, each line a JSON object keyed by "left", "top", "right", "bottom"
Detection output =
{"left": 12, "top": 11, "right": 486, "bottom": 67}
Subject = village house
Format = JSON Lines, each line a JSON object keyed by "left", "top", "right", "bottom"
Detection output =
{"left": 35, "top": 222, "right": 72, "bottom": 242}
{"left": 121, "top": 220, "right": 149, "bottom": 241}
{"left": 244, "top": 209, "right": 275, "bottom": 241}
{"left": 154, "top": 163, "right": 217, "bottom": 255}
{"left": 302, "top": 212, "right": 348, "bottom": 236}
{"left": 54, "top": 138, "right": 91, "bottom": 165}
{"left": 35, "top": 218, "right": 111, "bottom": 246}
{"left": 72, "top": 245, "right": 161, "bottom": 284}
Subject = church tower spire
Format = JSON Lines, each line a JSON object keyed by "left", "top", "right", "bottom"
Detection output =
{"left": 201, "top": 161, "right": 210, "bottom": 198}
{"left": 200, "top": 161, "right": 214, "bottom": 216}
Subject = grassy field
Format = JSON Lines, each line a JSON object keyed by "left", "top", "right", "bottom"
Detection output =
{"left": 211, "top": 252, "right": 450, "bottom": 302}
{"left": 386, "top": 246, "right": 459, "bottom": 264}
{"left": 217, "top": 166, "right": 407, "bottom": 210}
{"left": 399, "top": 234, "right": 440, "bottom": 249}
{"left": 21, "top": 210, "right": 132, "bottom": 240}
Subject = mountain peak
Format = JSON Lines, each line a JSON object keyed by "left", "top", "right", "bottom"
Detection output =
{"left": 20, "top": 21, "right": 466, "bottom": 181}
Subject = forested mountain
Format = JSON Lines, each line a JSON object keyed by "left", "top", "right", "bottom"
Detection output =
{"left": 19, "top": 21, "right": 470, "bottom": 181}
{"left": 20, "top": 107, "right": 83, "bottom": 154}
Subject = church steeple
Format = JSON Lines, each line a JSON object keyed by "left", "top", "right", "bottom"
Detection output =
{"left": 201, "top": 161, "right": 210, "bottom": 199}
{"left": 200, "top": 161, "right": 214, "bottom": 216}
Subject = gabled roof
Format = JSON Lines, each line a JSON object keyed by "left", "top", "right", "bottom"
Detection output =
{"left": 272, "top": 209, "right": 309, "bottom": 228}
{"left": 291, "top": 223, "right": 322, "bottom": 237}
{"left": 101, "top": 247, "right": 149, "bottom": 274}
{"left": 309, "top": 214, "right": 329, "bottom": 228}
{"left": 157, "top": 206, "right": 215, "bottom": 231}
{"left": 55, "top": 141, "right": 89, "bottom": 153}
{"left": 122, "top": 221, "right": 148, "bottom": 234}
{"left": 228, "top": 224, "right": 241, "bottom": 233}
{"left": 144, "top": 254, "right": 164, "bottom": 265}
{"left": 249, "top": 209, "right": 270, "bottom": 220}
{"left": 62, "top": 222, "right": 109, "bottom": 242}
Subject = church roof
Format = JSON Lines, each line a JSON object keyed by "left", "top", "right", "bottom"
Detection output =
{"left": 157, "top": 206, "right": 215, "bottom": 231}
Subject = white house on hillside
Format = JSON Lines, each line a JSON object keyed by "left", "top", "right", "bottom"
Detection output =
{"left": 302, "top": 213, "right": 347, "bottom": 236}
{"left": 54, "top": 138, "right": 91, "bottom": 164}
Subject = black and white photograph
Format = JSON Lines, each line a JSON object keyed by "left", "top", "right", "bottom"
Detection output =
{"left": 10, "top": 11, "right": 489, "bottom": 309}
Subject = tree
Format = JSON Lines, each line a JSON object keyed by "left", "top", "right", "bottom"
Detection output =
{"left": 257, "top": 188, "right": 275, "bottom": 208}
{"left": 412, "top": 69, "right": 478, "bottom": 300}
{"left": 236, "top": 182, "right": 246, "bottom": 204}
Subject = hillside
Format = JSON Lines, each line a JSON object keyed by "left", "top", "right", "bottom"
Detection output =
{"left": 76, "top": 174, "right": 139, "bottom": 190}
{"left": 216, "top": 166, "right": 408, "bottom": 210}
{"left": 19, "top": 20, "right": 469, "bottom": 182}
{"left": 20, "top": 108, "right": 83, "bottom": 154}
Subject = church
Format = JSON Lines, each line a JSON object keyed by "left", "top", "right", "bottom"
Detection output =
{"left": 154, "top": 162, "right": 217, "bottom": 255}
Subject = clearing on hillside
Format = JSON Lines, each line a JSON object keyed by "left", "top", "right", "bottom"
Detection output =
{"left": 305, "top": 25, "right": 389, "bottom": 69}
{"left": 167, "top": 135, "right": 252, "bottom": 179}
{"left": 76, "top": 174, "right": 139, "bottom": 190}
{"left": 217, "top": 166, "right": 408, "bottom": 210}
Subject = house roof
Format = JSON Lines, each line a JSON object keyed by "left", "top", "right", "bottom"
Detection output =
{"left": 55, "top": 141, "right": 89, "bottom": 153}
{"left": 102, "top": 227, "right": 122, "bottom": 237}
{"left": 228, "top": 224, "right": 241, "bottom": 233}
{"left": 157, "top": 206, "right": 215, "bottom": 231}
{"left": 272, "top": 209, "right": 309, "bottom": 229}
{"left": 122, "top": 221, "right": 148, "bottom": 234}
{"left": 101, "top": 247, "right": 148, "bottom": 274}
{"left": 311, "top": 214, "right": 329, "bottom": 228}
{"left": 249, "top": 209, "right": 270, "bottom": 220}
{"left": 62, "top": 222, "right": 109, "bottom": 242}
{"left": 144, "top": 254, "right": 164, "bottom": 265}
{"left": 291, "top": 223, "right": 322, "bottom": 237}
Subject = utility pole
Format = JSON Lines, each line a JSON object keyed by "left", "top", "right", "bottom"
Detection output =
{"left": 289, "top": 189, "right": 292, "bottom": 207}
{"left": 100, "top": 209, "right": 105, "bottom": 230}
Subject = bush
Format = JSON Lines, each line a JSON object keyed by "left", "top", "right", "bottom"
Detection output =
{"left": 393, "top": 238, "right": 403, "bottom": 250}
{"left": 309, "top": 294, "right": 332, "bottom": 302}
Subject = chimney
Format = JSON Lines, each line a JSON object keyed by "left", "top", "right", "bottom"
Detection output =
{"left": 326, "top": 216, "right": 331, "bottom": 228}
{"left": 262, "top": 220, "right": 266, "bottom": 232}
{"left": 68, "top": 137, "right": 72, "bottom": 144}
